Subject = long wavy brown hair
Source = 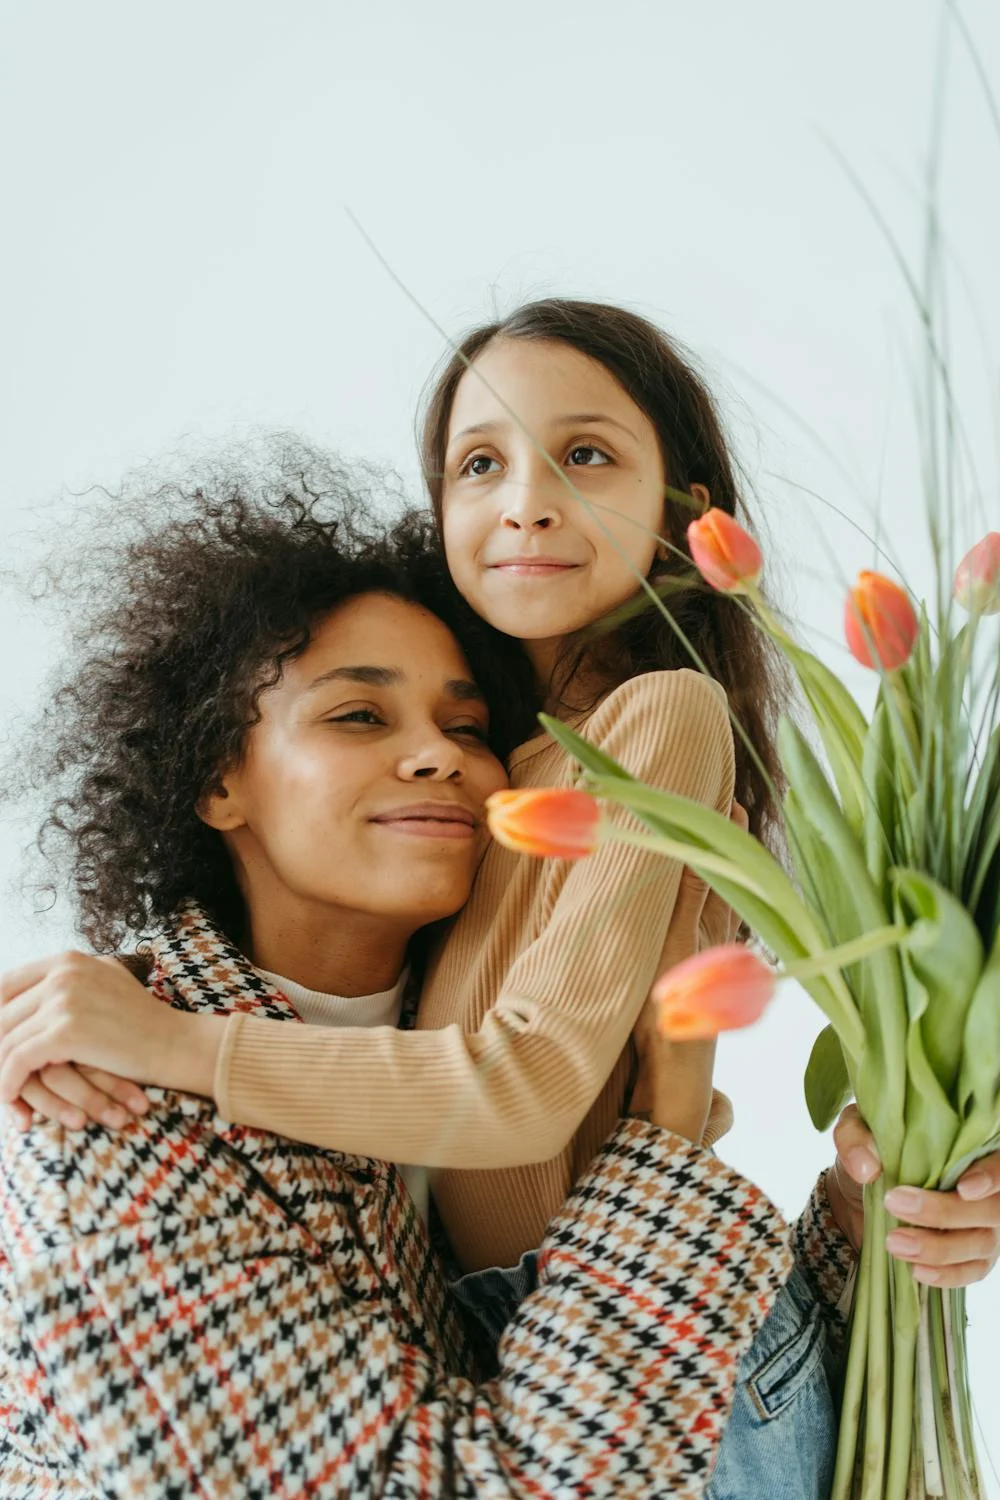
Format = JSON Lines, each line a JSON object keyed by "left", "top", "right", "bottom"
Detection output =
{"left": 418, "top": 298, "right": 791, "bottom": 852}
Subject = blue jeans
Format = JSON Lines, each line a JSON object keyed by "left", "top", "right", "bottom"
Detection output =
{"left": 452, "top": 1256, "right": 837, "bottom": 1500}
{"left": 706, "top": 1263, "right": 838, "bottom": 1500}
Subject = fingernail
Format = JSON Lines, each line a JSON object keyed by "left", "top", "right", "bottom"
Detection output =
{"left": 913, "top": 1266, "right": 941, "bottom": 1285}
{"left": 848, "top": 1147, "right": 880, "bottom": 1183}
{"left": 61, "top": 1110, "right": 86, "bottom": 1131}
{"left": 957, "top": 1172, "right": 991, "bottom": 1201}
{"left": 886, "top": 1230, "right": 921, "bottom": 1259}
{"left": 129, "top": 1095, "right": 150, "bottom": 1115}
{"left": 102, "top": 1109, "right": 127, "bottom": 1129}
{"left": 885, "top": 1186, "right": 923, "bottom": 1216}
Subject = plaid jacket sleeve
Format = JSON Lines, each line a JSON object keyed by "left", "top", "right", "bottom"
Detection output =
{"left": 0, "top": 1100, "right": 792, "bottom": 1499}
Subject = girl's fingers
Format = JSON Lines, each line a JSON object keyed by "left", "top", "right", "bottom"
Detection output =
{"left": 833, "top": 1103, "right": 882, "bottom": 1185}
{"left": 884, "top": 1183, "right": 1000, "bottom": 1233}
{"left": 17, "top": 1075, "right": 88, "bottom": 1130}
{"left": 0, "top": 955, "right": 72, "bottom": 1006}
{"left": 36, "top": 1064, "right": 130, "bottom": 1128}
{"left": 911, "top": 1260, "right": 995, "bottom": 1290}
{"left": 956, "top": 1150, "right": 1000, "bottom": 1204}
{"left": 8, "top": 1099, "right": 34, "bottom": 1131}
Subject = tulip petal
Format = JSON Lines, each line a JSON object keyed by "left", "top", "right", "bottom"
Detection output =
{"left": 844, "top": 572, "right": 919, "bottom": 671}
{"left": 687, "top": 509, "right": 763, "bottom": 594}
{"left": 486, "top": 788, "right": 601, "bottom": 859}
{"left": 954, "top": 533, "right": 1000, "bottom": 616}
{"left": 653, "top": 944, "right": 777, "bottom": 1039}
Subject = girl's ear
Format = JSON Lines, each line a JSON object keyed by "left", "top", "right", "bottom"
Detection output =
{"left": 197, "top": 770, "right": 247, "bottom": 832}
{"left": 690, "top": 483, "right": 711, "bottom": 513}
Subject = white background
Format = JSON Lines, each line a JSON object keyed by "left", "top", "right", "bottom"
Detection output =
{"left": 1, "top": 2, "right": 999, "bottom": 1485}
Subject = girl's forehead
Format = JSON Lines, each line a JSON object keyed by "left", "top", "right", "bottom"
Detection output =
{"left": 449, "top": 338, "right": 641, "bottom": 430}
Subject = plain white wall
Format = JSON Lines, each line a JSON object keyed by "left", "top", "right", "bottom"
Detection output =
{"left": 1, "top": 3, "right": 999, "bottom": 1485}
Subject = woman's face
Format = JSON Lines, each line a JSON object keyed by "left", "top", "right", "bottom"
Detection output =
{"left": 440, "top": 337, "right": 666, "bottom": 675}
{"left": 202, "top": 592, "right": 508, "bottom": 934}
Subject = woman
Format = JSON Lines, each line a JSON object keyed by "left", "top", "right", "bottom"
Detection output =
{"left": 0, "top": 455, "right": 803, "bottom": 1497}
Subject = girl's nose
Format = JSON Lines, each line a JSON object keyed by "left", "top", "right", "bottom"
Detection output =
{"left": 499, "top": 464, "right": 564, "bottom": 532}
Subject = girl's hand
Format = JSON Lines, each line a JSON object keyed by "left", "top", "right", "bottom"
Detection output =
{"left": 829, "top": 1103, "right": 1000, "bottom": 1288}
{"left": 0, "top": 951, "right": 222, "bottom": 1120}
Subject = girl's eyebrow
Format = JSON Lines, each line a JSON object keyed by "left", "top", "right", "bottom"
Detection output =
{"left": 304, "top": 665, "right": 484, "bottom": 702}
{"left": 450, "top": 413, "right": 638, "bottom": 444}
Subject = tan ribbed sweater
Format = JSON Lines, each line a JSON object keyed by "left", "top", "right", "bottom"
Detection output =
{"left": 215, "top": 668, "right": 737, "bottom": 1271}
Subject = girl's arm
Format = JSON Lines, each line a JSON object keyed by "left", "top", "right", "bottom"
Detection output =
{"left": 212, "top": 668, "right": 736, "bottom": 1165}
{"left": 1, "top": 670, "right": 735, "bottom": 1168}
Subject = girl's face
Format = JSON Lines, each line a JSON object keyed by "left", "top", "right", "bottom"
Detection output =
{"left": 440, "top": 337, "right": 666, "bottom": 676}
{"left": 202, "top": 592, "right": 508, "bottom": 935}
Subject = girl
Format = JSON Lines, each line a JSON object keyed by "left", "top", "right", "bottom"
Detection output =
{"left": 5, "top": 306, "right": 1000, "bottom": 1497}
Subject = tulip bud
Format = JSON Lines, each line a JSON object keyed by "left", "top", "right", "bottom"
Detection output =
{"left": 486, "top": 788, "right": 601, "bottom": 859}
{"left": 687, "top": 509, "right": 763, "bottom": 594}
{"left": 954, "top": 533, "right": 1000, "bottom": 616}
{"left": 844, "top": 572, "right": 918, "bottom": 672}
{"left": 653, "top": 945, "right": 776, "bottom": 1040}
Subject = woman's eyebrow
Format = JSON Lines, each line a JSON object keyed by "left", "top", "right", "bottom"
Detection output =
{"left": 305, "top": 665, "right": 402, "bottom": 692}
{"left": 446, "top": 679, "right": 485, "bottom": 703}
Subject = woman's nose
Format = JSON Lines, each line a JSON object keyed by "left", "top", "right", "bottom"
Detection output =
{"left": 397, "top": 732, "right": 465, "bottom": 782}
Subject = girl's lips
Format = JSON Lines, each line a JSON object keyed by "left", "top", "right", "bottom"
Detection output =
{"left": 489, "top": 560, "right": 580, "bottom": 576}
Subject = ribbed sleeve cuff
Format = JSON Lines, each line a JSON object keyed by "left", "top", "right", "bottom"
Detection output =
{"left": 212, "top": 1013, "right": 246, "bottom": 1120}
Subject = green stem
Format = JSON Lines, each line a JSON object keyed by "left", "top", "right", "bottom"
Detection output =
{"left": 782, "top": 924, "right": 909, "bottom": 982}
{"left": 929, "top": 1288, "right": 962, "bottom": 1496}
{"left": 831, "top": 1193, "right": 874, "bottom": 1500}
{"left": 862, "top": 1181, "right": 891, "bottom": 1497}
{"left": 917, "top": 1289, "right": 944, "bottom": 1494}
{"left": 886, "top": 1257, "right": 919, "bottom": 1500}
{"left": 602, "top": 826, "right": 770, "bottom": 899}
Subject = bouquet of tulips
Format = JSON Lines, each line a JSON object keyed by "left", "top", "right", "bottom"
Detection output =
{"left": 487, "top": 514, "right": 1000, "bottom": 1499}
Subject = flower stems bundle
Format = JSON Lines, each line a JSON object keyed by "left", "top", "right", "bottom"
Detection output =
{"left": 487, "top": 525, "right": 1000, "bottom": 1499}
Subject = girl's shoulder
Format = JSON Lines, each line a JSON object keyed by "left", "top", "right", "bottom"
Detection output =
{"left": 586, "top": 668, "right": 729, "bottom": 738}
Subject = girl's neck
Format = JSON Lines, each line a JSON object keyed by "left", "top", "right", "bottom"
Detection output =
{"left": 525, "top": 638, "right": 614, "bottom": 721}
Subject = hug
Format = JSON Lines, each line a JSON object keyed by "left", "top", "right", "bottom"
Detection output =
{"left": 1, "top": 300, "right": 997, "bottom": 1499}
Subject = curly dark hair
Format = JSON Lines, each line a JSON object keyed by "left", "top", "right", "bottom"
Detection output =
{"left": 12, "top": 441, "right": 538, "bottom": 953}
{"left": 419, "top": 298, "right": 793, "bottom": 854}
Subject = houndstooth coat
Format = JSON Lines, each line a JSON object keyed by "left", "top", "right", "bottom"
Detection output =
{"left": 0, "top": 909, "right": 846, "bottom": 1498}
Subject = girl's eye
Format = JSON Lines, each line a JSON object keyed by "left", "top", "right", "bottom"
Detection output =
{"left": 566, "top": 444, "right": 611, "bottom": 467}
{"left": 328, "top": 708, "right": 385, "bottom": 727}
{"left": 461, "top": 453, "right": 502, "bottom": 479}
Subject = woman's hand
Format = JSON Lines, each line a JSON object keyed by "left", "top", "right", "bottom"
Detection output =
{"left": 0, "top": 951, "right": 223, "bottom": 1125}
{"left": 828, "top": 1103, "right": 1000, "bottom": 1288}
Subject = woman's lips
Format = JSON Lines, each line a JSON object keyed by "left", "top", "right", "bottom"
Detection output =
{"left": 370, "top": 803, "right": 478, "bottom": 840}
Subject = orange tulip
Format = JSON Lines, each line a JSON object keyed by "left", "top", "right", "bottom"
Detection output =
{"left": 954, "top": 533, "right": 1000, "bottom": 616}
{"left": 844, "top": 571, "right": 919, "bottom": 671}
{"left": 687, "top": 509, "right": 763, "bottom": 593}
{"left": 653, "top": 945, "right": 776, "bottom": 1040}
{"left": 486, "top": 788, "right": 601, "bottom": 859}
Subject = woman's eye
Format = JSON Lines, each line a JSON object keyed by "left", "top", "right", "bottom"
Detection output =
{"left": 447, "top": 723, "right": 489, "bottom": 742}
{"left": 566, "top": 444, "right": 611, "bottom": 467}
{"left": 328, "top": 709, "right": 384, "bottom": 726}
{"left": 461, "top": 453, "right": 502, "bottom": 478}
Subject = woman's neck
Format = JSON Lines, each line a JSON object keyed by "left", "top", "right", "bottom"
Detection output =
{"left": 239, "top": 903, "right": 409, "bottom": 997}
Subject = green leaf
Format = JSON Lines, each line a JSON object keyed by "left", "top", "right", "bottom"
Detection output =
{"left": 778, "top": 717, "right": 908, "bottom": 1166}
{"left": 804, "top": 1023, "right": 854, "bottom": 1130}
{"left": 782, "top": 641, "right": 869, "bottom": 835}
{"left": 541, "top": 716, "right": 866, "bottom": 1059}
{"left": 948, "top": 926, "right": 1000, "bottom": 1173}
{"left": 889, "top": 869, "right": 983, "bottom": 1098}
{"left": 862, "top": 698, "right": 895, "bottom": 901}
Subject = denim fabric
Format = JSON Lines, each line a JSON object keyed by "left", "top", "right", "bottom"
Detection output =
{"left": 454, "top": 1254, "right": 836, "bottom": 1500}
{"left": 706, "top": 1263, "right": 838, "bottom": 1500}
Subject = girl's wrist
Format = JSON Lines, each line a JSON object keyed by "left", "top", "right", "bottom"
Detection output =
{"left": 153, "top": 1011, "right": 226, "bottom": 1099}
